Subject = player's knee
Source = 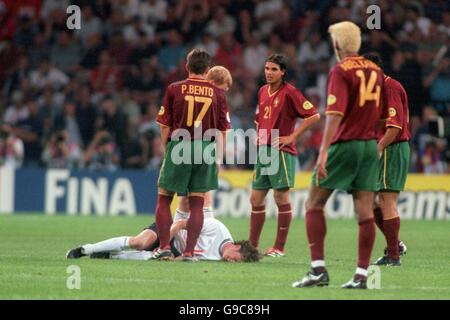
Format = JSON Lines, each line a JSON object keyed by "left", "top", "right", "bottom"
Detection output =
{"left": 178, "top": 196, "right": 190, "bottom": 212}
{"left": 273, "top": 190, "right": 289, "bottom": 206}
{"left": 378, "top": 196, "right": 394, "bottom": 212}
{"left": 128, "top": 237, "right": 141, "bottom": 249}
{"left": 250, "top": 194, "right": 265, "bottom": 207}
{"left": 305, "top": 197, "right": 325, "bottom": 211}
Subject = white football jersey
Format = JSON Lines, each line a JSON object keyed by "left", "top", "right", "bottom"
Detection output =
{"left": 173, "top": 218, "right": 233, "bottom": 261}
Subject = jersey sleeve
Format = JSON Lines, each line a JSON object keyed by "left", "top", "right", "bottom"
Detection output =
{"left": 384, "top": 86, "right": 404, "bottom": 130}
{"left": 218, "top": 92, "right": 232, "bottom": 131}
{"left": 156, "top": 85, "right": 173, "bottom": 127}
{"left": 325, "top": 67, "right": 348, "bottom": 117}
{"left": 287, "top": 87, "right": 319, "bottom": 119}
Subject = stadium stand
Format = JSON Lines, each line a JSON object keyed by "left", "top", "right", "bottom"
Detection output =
{"left": 0, "top": 0, "right": 448, "bottom": 173}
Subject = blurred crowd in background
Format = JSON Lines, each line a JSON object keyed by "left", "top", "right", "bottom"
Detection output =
{"left": 0, "top": 0, "right": 449, "bottom": 173}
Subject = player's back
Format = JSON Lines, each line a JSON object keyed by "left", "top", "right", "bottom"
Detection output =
{"left": 159, "top": 78, "right": 230, "bottom": 139}
{"left": 327, "top": 56, "right": 384, "bottom": 144}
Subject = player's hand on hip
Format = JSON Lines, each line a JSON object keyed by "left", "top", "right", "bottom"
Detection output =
{"left": 316, "top": 150, "right": 328, "bottom": 180}
{"left": 272, "top": 135, "right": 294, "bottom": 150}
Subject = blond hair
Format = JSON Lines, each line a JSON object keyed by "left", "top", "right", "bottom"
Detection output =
{"left": 206, "top": 66, "right": 233, "bottom": 89}
{"left": 328, "top": 21, "right": 361, "bottom": 54}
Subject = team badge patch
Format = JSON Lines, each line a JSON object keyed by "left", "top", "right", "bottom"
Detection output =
{"left": 158, "top": 106, "right": 165, "bottom": 116}
{"left": 327, "top": 94, "right": 337, "bottom": 105}
{"left": 274, "top": 98, "right": 280, "bottom": 107}
{"left": 303, "top": 101, "right": 313, "bottom": 110}
{"left": 389, "top": 107, "right": 397, "bottom": 117}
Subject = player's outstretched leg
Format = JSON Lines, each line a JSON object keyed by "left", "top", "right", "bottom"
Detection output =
{"left": 66, "top": 236, "right": 130, "bottom": 259}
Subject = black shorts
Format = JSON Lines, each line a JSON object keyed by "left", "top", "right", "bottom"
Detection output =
{"left": 144, "top": 223, "right": 181, "bottom": 257}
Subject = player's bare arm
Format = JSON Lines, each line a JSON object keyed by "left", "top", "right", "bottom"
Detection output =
{"left": 159, "top": 124, "right": 171, "bottom": 155}
{"left": 377, "top": 127, "right": 401, "bottom": 157}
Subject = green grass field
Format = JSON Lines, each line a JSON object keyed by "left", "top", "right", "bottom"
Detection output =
{"left": 0, "top": 214, "right": 449, "bottom": 300}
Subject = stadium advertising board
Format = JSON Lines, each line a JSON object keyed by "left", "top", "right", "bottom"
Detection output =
{"left": 0, "top": 167, "right": 449, "bottom": 220}
{"left": 0, "top": 167, "right": 158, "bottom": 215}
{"left": 214, "top": 171, "right": 450, "bottom": 221}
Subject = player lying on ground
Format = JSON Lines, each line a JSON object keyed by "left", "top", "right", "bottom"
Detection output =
{"left": 66, "top": 195, "right": 261, "bottom": 262}
{"left": 364, "top": 53, "right": 409, "bottom": 266}
{"left": 66, "top": 65, "right": 235, "bottom": 262}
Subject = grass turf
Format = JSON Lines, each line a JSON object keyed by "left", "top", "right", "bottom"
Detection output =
{"left": 0, "top": 214, "right": 448, "bottom": 300}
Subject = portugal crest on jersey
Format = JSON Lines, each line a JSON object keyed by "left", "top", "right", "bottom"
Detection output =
{"left": 273, "top": 97, "right": 280, "bottom": 108}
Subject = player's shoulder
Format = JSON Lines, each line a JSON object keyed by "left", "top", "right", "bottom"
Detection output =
{"left": 282, "top": 82, "right": 302, "bottom": 94}
{"left": 258, "top": 84, "right": 269, "bottom": 95}
{"left": 384, "top": 75, "right": 405, "bottom": 92}
{"left": 166, "top": 79, "right": 186, "bottom": 90}
{"left": 330, "top": 62, "right": 348, "bottom": 77}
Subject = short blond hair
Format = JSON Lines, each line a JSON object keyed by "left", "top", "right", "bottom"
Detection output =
{"left": 328, "top": 21, "right": 361, "bottom": 54}
{"left": 206, "top": 66, "right": 233, "bottom": 89}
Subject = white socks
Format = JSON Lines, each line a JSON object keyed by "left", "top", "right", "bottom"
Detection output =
{"left": 174, "top": 208, "right": 215, "bottom": 221}
{"left": 355, "top": 267, "right": 368, "bottom": 277}
{"left": 311, "top": 260, "right": 326, "bottom": 269}
{"left": 82, "top": 236, "right": 130, "bottom": 255}
{"left": 110, "top": 250, "right": 153, "bottom": 261}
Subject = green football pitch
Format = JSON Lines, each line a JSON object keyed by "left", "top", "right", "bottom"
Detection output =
{"left": 0, "top": 214, "right": 448, "bottom": 300}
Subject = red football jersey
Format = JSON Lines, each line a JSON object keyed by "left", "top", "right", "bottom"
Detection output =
{"left": 156, "top": 78, "right": 231, "bottom": 139}
{"left": 255, "top": 82, "right": 319, "bottom": 155}
{"left": 378, "top": 76, "right": 411, "bottom": 143}
{"left": 326, "top": 56, "right": 384, "bottom": 144}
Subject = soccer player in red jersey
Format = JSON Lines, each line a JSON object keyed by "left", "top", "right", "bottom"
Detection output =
{"left": 249, "top": 54, "right": 320, "bottom": 257}
{"left": 292, "top": 22, "right": 384, "bottom": 289}
{"left": 153, "top": 49, "right": 231, "bottom": 261}
{"left": 364, "top": 53, "right": 410, "bottom": 266}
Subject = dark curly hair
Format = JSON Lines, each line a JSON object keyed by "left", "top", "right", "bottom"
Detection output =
{"left": 235, "top": 240, "right": 262, "bottom": 262}
{"left": 266, "top": 53, "right": 288, "bottom": 79}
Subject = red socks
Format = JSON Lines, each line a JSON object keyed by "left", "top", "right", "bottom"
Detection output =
{"left": 274, "top": 204, "right": 292, "bottom": 251}
{"left": 374, "top": 207, "right": 385, "bottom": 234}
{"left": 358, "top": 218, "right": 376, "bottom": 269}
{"left": 384, "top": 217, "right": 400, "bottom": 259}
{"left": 249, "top": 205, "right": 266, "bottom": 248}
{"left": 374, "top": 207, "right": 401, "bottom": 259}
{"left": 155, "top": 194, "right": 173, "bottom": 250}
{"left": 183, "top": 196, "right": 205, "bottom": 255}
{"left": 305, "top": 209, "right": 326, "bottom": 261}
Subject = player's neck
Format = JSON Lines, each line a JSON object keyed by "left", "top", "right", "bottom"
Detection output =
{"left": 269, "top": 81, "right": 283, "bottom": 94}
{"left": 339, "top": 52, "right": 359, "bottom": 61}
{"left": 188, "top": 73, "right": 206, "bottom": 80}
{"left": 221, "top": 242, "right": 233, "bottom": 256}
